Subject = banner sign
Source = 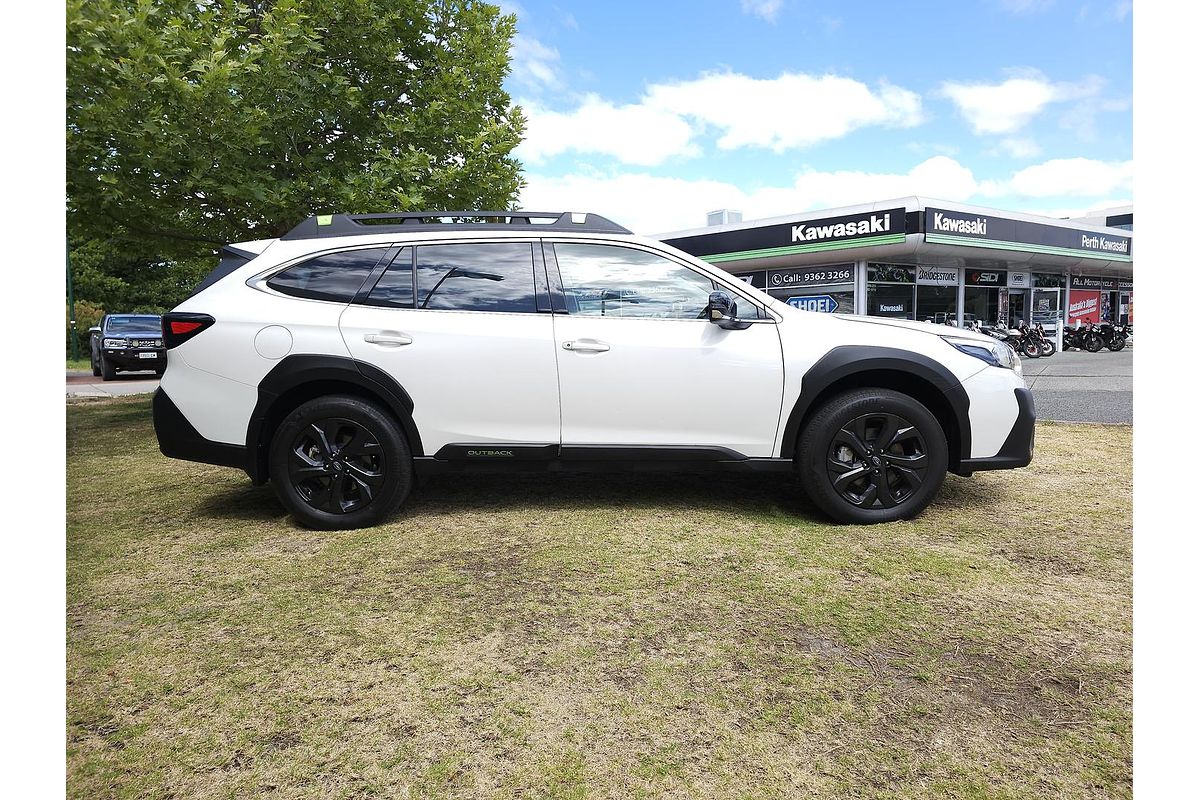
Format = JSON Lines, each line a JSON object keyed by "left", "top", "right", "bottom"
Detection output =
{"left": 1070, "top": 275, "right": 1118, "bottom": 290}
{"left": 787, "top": 294, "right": 840, "bottom": 313}
{"left": 1007, "top": 271, "right": 1031, "bottom": 289}
{"left": 916, "top": 266, "right": 959, "bottom": 286}
{"left": 1067, "top": 290, "right": 1101, "bottom": 324}
{"left": 965, "top": 269, "right": 1007, "bottom": 286}
{"left": 733, "top": 271, "right": 767, "bottom": 289}
{"left": 662, "top": 207, "right": 908, "bottom": 262}
{"left": 1117, "top": 278, "right": 1133, "bottom": 291}
{"left": 767, "top": 264, "right": 854, "bottom": 289}
{"left": 867, "top": 263, "right": 915, "bottom": 283}
{"left": 925, "top": 207, "right": 1132, "bottom": 260}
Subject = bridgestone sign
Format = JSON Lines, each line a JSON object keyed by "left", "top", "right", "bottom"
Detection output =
{"left": 916, "top": 267, "right": 959, "bottom": 286}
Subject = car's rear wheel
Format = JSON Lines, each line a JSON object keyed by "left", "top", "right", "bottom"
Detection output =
{"left": 100, "top": 353, "right": 116, "bottom": 381}
{"left": 798, "top": 388, "right": 948, "bottom": 524}
{"left": 268, "top": 395, "right": 412, "bottom": 530}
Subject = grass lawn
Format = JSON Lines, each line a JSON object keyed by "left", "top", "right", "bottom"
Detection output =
{"left": 67, "top": 357, "right": 92, "bottom": 372}
{"left": 67, "top": 397, "right": 1131, "bottom": 799}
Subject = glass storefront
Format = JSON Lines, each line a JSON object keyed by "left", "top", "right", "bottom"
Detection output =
{"left": 739, "top": 263, "right": 856, "bottom": 315}
{"left": 866, "top": 264, "right": 915, "bottom": 319}
{"left": 916, "top": 285, "right": 958, "bottom": 323}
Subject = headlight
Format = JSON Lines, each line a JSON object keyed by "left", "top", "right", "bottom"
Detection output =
{"left": 103, "top": 338, "right": 127, "bottom": 348}
{"left": 942, "top": 335, "right": 1021, "bottom": 375}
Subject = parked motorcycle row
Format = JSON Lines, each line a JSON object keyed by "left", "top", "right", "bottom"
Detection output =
{"left": 953, "top": 319, "right": 1131, "bottom": 359}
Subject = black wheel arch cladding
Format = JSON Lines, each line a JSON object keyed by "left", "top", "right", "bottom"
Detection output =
{"left": 246, "top": 354, "right": 424, "bottom": 484}
{"left": 782, "top": 345, "right": 972, "bottom": 467}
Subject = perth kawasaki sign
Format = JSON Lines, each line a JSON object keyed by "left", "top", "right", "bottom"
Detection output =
{"left": 662, "top": 207, "right": 907, "bottom": 264}
{"left": 925, "top": 208, "right": 1132, "bottom": 261}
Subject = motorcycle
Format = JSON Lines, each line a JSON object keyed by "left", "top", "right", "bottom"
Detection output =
{"left": 1032, "top": 322, "right": 1057, "bottom": 357}
{"left": 1096, "top": 322, "right": 1127, "bottom": 352}
{"left": 980, "top": 319, "right": 1040, "bottom": 358}
{"left": 1063, "top": 321, "right": 1104, "bottom": 352}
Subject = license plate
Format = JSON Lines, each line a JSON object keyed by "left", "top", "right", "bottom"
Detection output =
{"left": 138, "top": 352, "right": 157, "bottom": 359}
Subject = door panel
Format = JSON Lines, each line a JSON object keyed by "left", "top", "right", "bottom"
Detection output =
{"left": 552, "top": 316, "right": 784, "bottom": 458}
{"left": 340, "top": 306, "right": 560, "bottom": 453}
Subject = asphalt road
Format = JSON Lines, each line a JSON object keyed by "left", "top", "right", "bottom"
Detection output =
{"left": 1023, "top": 345, "right": 1132, "bottom": 424}
{"left": 66, "top": 345, "right": 1133, "bottom": 423}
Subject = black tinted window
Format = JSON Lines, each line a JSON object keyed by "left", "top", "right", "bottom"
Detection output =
{"left": 364, "top": 248, "right": 413, "bottom": 308}
{"left": 417, "top": 243, "right": 536, "bottom": 313}
{"left": 267, "top": 248, "right": 387, "bottom": 302}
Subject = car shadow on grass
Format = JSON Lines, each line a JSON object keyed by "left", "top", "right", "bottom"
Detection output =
{"left": 191, "top": 469, "right": 999, "bottom": 527}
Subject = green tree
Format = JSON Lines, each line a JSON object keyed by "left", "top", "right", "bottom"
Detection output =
{"left": 67, "top": 0, "right": 526, "bottom": 265}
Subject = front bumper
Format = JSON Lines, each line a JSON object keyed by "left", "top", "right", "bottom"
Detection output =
{"left": 103, "top": 347, "right": 166, "bottom": 369}
{"left": 956, "top": 387, "right": 1035, "bottom": 473}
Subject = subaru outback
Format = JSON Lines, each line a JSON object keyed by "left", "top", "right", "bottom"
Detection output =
{"left": 153, "top": 211, "right": 1034, "bottom": 529}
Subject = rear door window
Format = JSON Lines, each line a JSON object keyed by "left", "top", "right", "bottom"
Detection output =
{"left": 415, "top": 242, "right": 536, "bottom": 313}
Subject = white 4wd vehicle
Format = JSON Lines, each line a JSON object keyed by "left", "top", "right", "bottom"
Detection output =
{"left": 154, "top": 211, "right": 1034, "bottom": 529}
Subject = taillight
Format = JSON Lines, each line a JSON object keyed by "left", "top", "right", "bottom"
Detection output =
{"left": 162, "top": 313, "right": 215, "bottom": 349}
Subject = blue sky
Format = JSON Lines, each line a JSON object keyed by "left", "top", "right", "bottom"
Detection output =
{"left": 501, "top": 0, "right": 1132, "bottom": 233}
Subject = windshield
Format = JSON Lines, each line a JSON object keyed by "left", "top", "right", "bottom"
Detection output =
{"left": 106, "top": 315, "right": 161, "bottom": 334}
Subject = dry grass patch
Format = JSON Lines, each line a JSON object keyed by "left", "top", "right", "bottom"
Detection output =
{"left": 67, "top": 399, "right": 1131, "bottom": 799}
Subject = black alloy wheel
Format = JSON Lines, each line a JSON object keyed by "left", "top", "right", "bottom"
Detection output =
{"left": 1083, "top": 332, "right": 1104, "bottom": 353}
{"left": 269, "top": 395, "right": 412, "bottom": 530}
{"left": 798, "top": 388, "right": 948, "bottom": 524}
{"left": 1107, "top": 334, "right": 1126, "bottom": 352}
{"left": 825, "top": 412, "right": 930, "bottom": 510}
{"left": 288, "top": 417, "right": 384, "bottom": 514}
{"left": 1021, "top": 338, "right": 1042, "bottom": 358}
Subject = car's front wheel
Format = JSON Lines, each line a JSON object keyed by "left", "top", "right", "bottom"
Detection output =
{"left": 268, "top": 395, "right": 413, "bottom": 530}
{"left": 798, "top": 388, "right": 948, "bottom": 524}
{"left": 99, "top": 353, "right": 116, "bottom": 381}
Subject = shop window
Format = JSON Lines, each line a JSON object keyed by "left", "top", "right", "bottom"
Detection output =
{"left": 769, "top": 283, "right": 854, "bottom": 315}
{"left": 916, "top": 285, "right": 957, "bottom": 324}
{"left": 963, "top": 286, "right": 999, "bottom": 327}
{"left": 867, "top": 283, "right": 915, "bottom": 318}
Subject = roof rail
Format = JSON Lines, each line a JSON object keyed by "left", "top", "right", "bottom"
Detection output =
{"left": 280, "top": 211, "right": 632, "bottom": 240}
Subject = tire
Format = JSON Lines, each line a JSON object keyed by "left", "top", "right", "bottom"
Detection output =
{"left": 100, "top": 353, "right": 116, "bottom": 381}
{"left": 797, "top": 388, "right": 949, "bottom": 525}
{"left": 154, "top": 367, "right": 166, "bottom": 378}
{"left": 1021, "top": 338, "right": 1041, "bottom": 358}
{"left": 268, "top": 395, "right": 412, "bottom": 530}
{"left": 1083, "top": 332, "right": 1104, "bottom": 353}
{"left": 1107, "top": 334, "right": 1126, "bottom": 352}
{"left": 91, "top": 351, "right": 101, "bottom": 377}
{"left": 1039, "top": 338, "right": 1057, "bottom": 356}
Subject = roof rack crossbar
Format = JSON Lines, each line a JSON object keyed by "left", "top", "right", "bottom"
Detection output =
{"left": 281, "top": 211, "right": 632, "bottom": 240}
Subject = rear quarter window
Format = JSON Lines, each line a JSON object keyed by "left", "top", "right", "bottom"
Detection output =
{"left": 266, "top": 248, "right": 389, "bottom": 302}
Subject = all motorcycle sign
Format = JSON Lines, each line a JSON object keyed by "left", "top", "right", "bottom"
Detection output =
{"left": 787, "top": 295, "right": 840, "bottom": 313}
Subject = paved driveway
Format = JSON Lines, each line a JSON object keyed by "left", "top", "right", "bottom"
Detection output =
{"left": 1023, "top": 346, "right": 1132, "bottom": 424}
{"left": 66, "top": 370, "right": 159, "bottom": 399}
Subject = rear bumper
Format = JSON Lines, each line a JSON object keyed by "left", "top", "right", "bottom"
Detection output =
{"left": 153, "top": 388, "right": 253, "bottom": 477}
{"left": 955, "top": 387, "right": 1035, "bottom": 474}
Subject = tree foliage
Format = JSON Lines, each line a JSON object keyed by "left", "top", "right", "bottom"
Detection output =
{"left": 67, "top": 0, "right": 526, "bottom": 276}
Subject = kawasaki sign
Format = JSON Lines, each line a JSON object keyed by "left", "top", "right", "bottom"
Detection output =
{"left": 925, "top": 208, "right": 1132, "bottom": 261}
{"left": 661, "top": 207, "right": 907, "bottom": 264}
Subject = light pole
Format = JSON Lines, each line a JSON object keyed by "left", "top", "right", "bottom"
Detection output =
{"left": 66, "top": 236, "right": 79, "bottom": 361}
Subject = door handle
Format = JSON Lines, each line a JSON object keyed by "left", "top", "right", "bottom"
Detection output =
{"left": 562, "top": 339, "right": 610, "bottom": 353}
{"left": 364, "top": 333, "right": 413, "bottom": 346}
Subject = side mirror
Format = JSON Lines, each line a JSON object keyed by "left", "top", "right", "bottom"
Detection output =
{"left": 706, "top": 291, "right": 750, "bottom": 330}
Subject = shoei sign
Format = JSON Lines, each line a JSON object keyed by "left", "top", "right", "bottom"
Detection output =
{"left": 925, "top": 207, "right": 1132, "bottom": 261}
{"left": 786, "top": 295, "right": 840, "bottom": 313}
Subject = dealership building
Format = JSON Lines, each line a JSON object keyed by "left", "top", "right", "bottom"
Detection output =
{"left": 656, "top": 197, "right": 1133, "bottom": 332}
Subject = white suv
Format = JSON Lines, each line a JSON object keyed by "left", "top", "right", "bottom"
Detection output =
{"left": 153, "top": 211, "right": 1034, "bottom": 529}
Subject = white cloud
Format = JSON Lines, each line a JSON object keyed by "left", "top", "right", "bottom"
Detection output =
{"left": 517, "top": 95, "right": 698, "bottom": 167}
{"left": 521, "top": 156, "right": 980, "bottom": 235}
{"left": 1111, "top": 1, "right": 1132, "bottom": 21}
{"left": 520, "top": 156, "right": 1135, "bottom": 235}
{"left": 647, "top": 72, "right": 922, "bottom": 152}
{"left": 1007, "top": 158, "right": 1134, "bottom": 197}
{"left": 940, "top": 71, "right": 1102, "bottom": 135}
{"left": 518, "top": 71, "right": 923, "bottom": 166}
{"left": 509, "top": 34, "right": 562, "bottom": 90}
{"left": 741, "top": 0, "right": 783, "bottom": 23}
{"left": 997, "top": 0, "right": 1055, "bottom": 13}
